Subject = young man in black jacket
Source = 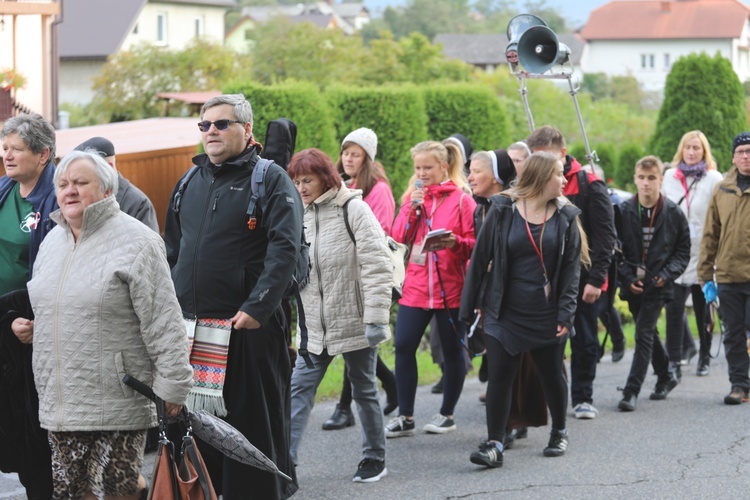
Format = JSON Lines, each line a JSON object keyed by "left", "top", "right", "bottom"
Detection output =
{"left": 526, "top": 126, "right": 616, "bottom": 420}
{"left": 617, "top": 156, "right": 690, "bottom": 411}
{"left": 164, "top": 94, "right": 301, "bottom": 499}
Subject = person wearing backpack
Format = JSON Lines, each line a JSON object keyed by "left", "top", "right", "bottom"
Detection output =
{"left": 163, "top": 94, "right": 301, "bottom": 499}
{"left": 287, "top": 148, "right": 392, "bottom": 483}
{"left": 322, "top": 128, "right": 399, "bottom": 430}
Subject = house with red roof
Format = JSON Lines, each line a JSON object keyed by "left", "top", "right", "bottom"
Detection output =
{"left": 579, "top": 0, "right": 750, "bottom": 94}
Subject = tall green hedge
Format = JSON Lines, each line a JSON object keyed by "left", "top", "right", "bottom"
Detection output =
{"left": 325, "top": 85, "right": 428, "bottom": 200}
{"left": 649, "top": 52, "right": 746, "bottom": 172}
{"left": 223, "top": 80, "right": 338, "bottom": 156}
{"left": 422, "top": 84, "right": 509, "bottom": 152}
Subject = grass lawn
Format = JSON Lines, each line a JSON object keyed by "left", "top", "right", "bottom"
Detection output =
{"left": 308, "top": 302, "right": 712, "bottom": 403}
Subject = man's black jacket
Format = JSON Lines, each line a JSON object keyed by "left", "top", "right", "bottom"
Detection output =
{"left": 164, "top": 147, "right": 303, "bottom": 325}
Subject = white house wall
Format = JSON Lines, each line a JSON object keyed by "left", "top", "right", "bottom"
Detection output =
{"left": 59, "top": 60, "right": 105, "bottom": 105}
{"left": 583, "top": 39, "right": 736, "bottom": 93}
{"left": 2, "top": 15, "right": 46, "bottom": 116}
{"left": 122, "top": 3, "right": 227, "bottom": 50}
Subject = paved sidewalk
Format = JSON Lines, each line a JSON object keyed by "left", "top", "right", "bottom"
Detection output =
{"left": 3, "top": 341, "right": 750, "bottom": 498}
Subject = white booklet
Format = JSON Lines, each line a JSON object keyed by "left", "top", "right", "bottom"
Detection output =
{"left": 421, "top": 228, "right": 453, "bottom": 253}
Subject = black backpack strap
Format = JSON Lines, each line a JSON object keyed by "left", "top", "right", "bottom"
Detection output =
{"left": 342, "top": 198, "right": 356, "bottom": 245}
{"left": 577, "top": 169, "right": 590, "bottom": 206}
{"left": 172, "top": 166, "right": 201, "bottom": 213}
{"left": 247, "top": 158, "right": 273, "bottom": 220}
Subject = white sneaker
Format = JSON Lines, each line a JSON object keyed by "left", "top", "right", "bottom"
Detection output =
{"left": 573, "top": 402, "right": 598, "bottom": 419}
{"left": 423, "top": 414, "right": 456, "bottom": 434}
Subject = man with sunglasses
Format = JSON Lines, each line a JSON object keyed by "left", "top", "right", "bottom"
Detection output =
{"left": 699, "top": 132, "right": 750, "bottom": 405}
{"left": 164, "top": 94, "right": 301, "bottom": 499}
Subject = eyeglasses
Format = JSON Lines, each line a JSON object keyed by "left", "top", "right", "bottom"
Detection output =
{"left": 197, "top": 119, "right": 245, "bottom": 132}
{"left": 734, "top": 148, "right": 750, "bottom": 157}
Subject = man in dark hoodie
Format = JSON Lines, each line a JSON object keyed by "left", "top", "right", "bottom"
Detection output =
{"left": 164, "top": 94, "right": 301, "bottom": 499}
{"left": 526, "top": 125, "right": 616, "bottom": 420}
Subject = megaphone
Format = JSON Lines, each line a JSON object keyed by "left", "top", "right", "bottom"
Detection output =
{"left": 505, "top": 14, "right": 547, "bottom": 67}
{"left": 517, "top": 25, "right": 571, "bottom": 74}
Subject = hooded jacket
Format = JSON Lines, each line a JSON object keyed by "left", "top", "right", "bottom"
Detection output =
{"left": 0, "top": 160, "right": 58, "bottom": 276}
{"left": 460, "top": 195, "right": 582, "bottom": 330}
{"left": 699, "top": 167, "right": 750, "bottom": 284}
{"left": 28, "top": 196, "right": 194, "bottom": 432}
{"left": 299, "top": 184, "right": 392, "bottom": 356}
{"left": 391, "top": 180, "right": 476, "bottom": 309}
{"left": 163, "top": 147, "right": 303, "bottom": 324}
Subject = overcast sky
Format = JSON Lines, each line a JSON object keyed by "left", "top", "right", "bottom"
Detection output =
{"left": 363, "top": 0, "right": 610, "bottom": 27}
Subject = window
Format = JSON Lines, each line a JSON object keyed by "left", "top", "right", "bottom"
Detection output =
{"left": 194, "top": 16, "right": 204, "bottom": 38}
{"left": 664, "top": 53, "right": 671, "bottom": 69}
{"left": 641, "top": 53, "right": 655, "bottom": 70}
{"left": 157, "top": 12, "right": 167, "bottom": 44}
{"left": 244, "top": 29, "right": 253, "bottom": 41}
{"left": 132, "top": 23, "right": 139, "bottom": 35}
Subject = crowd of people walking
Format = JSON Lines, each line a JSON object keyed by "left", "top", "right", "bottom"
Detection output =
{"left": 1, "top": 95, "right": 750, "bottom": 498}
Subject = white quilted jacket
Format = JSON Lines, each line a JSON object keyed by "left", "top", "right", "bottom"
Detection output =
{"left": 298, "top": 184, "right": 392, "bottom": 356}
{"left": 28, "top": 195, "right": 194, "bottom": 432}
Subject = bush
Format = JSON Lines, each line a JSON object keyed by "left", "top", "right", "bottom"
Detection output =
{"left": 324, "top": 85, "right": 428, "bottom": 199}
{"left": 224, "top": 80, "right": 338, "bottom": 157}
{"left": 422, "top": 84, "right": 509, "bottom": 152}
{"left": 616, "top": 143, "right": 645, "bottom": 190}
{"left": 649, "top": 52, "right": 746, "bottom": 172}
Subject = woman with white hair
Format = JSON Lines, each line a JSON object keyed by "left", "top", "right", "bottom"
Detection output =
{"left": 26, "top": 150, "right": 194, "bottom": 499}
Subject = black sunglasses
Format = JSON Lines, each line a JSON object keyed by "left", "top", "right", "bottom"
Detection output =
{"left": 197, "top": 119, "right": 245, "bottom": 132}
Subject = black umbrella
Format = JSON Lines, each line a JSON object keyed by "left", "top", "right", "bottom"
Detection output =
{"left": 123, "top": 375, "right": 292, "bottom": 481}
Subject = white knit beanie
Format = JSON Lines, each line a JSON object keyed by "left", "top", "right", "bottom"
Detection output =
{"left": 342, "top": 127, "right": 377, "bottom": 161}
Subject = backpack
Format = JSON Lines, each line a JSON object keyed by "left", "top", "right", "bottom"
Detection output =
{"left": 262, "top": 118, "right": 297, "bottom": 170}
{"left": 342, "top": 198, "right": 409, "bottom": 302}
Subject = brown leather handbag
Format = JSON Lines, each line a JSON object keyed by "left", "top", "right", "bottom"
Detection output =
{"left": 148, "top": 433, "right": 217, "bottom": 500}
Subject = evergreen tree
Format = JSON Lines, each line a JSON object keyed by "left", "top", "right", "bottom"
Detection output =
{"left": 649, "top": 52, "right": 746, "bottom": 172}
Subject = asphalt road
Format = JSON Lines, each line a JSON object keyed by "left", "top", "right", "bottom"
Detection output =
{"left": 3, "top": 339, "right": 750, "bottom": 499}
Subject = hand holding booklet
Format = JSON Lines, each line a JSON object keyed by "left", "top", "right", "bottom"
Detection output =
{"left": 421, "top": 228, "right": 453, "bottom": 253}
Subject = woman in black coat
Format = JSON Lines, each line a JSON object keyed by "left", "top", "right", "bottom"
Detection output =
{"left": 461, "top": 152, "right": 589, "bottom": 468}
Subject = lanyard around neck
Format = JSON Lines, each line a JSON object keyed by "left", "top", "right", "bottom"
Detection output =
{"left": 637, "top": 198, "right": 658, "bottom": 263}
{"left": 522, "top": 199, "right": 550, "bottom": 281}
{"left": 678, "top": 175, "right": 698, "bottom": 215}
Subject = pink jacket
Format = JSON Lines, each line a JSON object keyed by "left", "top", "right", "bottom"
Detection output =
{"left": 392, "top": 181, "right": 476, "bottom": 309}
{"left": 352, "top": 179, "right": 395, "bottom": 235}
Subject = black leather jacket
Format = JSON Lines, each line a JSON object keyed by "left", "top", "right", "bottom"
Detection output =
{"left": 460, "top": 195, "right": 582, "bottom": 331}
{"left": 617, "top": 195, "right": 690, "bottom": 301}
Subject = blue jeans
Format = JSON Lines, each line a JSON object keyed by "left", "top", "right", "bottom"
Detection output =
{"left": 717, "top": 283, "right": 750, "bottom": 389}
{"left": 290, "top": 347, "right": 385, "bottom": 464}
{"left": 570, "top": 298, "right": 600, "bottom": 405}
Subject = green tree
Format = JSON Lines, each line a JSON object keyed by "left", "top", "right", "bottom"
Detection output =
{"left": 90, "top": 39, "right": 249, "bottom": 121}
{"left": 649, "top": 52, "right": 746, "bottom": 172}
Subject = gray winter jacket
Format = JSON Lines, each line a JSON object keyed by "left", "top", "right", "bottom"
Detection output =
{"left": 298, "top": 184, "right": 392, "bottom": 356}
{"left": 28, "top": 195, "right": 193, "bottom": 432}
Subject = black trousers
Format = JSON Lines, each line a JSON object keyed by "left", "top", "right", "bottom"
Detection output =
{"left": 624, "top": 296, "right": 671, "bottom": 395}
{"left": 717, "top": 283, "right": 750, "bottom": 389}
{"left": 665, "top": 283, "right": 709, "bottom": 360}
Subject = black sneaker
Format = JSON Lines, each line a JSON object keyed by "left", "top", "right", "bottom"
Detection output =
{"left": 618, "top": 390, "right": 637, "bottom": 411}
{"left": 543, "top": 429, "right": 568, "bottom": 457}
{"left": 470, "top": 441, "right": 503, "bottom": 468}
{"left": 696, "top": 355, "right": 710, "bottom": 376}
{"left": 650, "top": 376, "right": 678, "bottom": 400}
{"left": 352, "top": 458, "right": 387, "bottom": 482}
{"left": 423, "top": 414, "right": 456, "bottom": 434}
{"left": 431, "top": 375, "right": 444, "bottom": 394}
{"left": 724, "top": 386, "right": 749, "bottom": 405}
{"left": 384, "top": 416, "right": 415, "bottom": 438}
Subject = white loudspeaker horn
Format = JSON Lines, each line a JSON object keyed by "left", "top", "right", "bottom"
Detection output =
{"left": 505, "top": 14, "right": 547, "bottom": 67}
{"left": 517, "top": 25, "right": 571, "bottom": 74}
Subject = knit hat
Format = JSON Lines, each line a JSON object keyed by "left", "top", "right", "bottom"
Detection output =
{"left": 489, "top": 148, "right": 516, "bottom": 186}
{"left": 732, "top": 132, "right": 750, "bottom": 154}
{"left": 342, "top": 128, "right": 377, "bottom": 161}
{"left": 444, "top": 133, "right": 473, "bottom": 170}
{"left": 75, "top": 136, "right": 115, "bottom": 158}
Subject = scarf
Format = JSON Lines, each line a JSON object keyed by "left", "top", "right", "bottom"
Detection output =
{"left": 184, "top": 317, "right": 232, "bottom": 417}
{"left": 738, "top": 172, "right": 750, "bottom": 193}
{"left": 677, "top": 160, "right": 707, "bottom": 180}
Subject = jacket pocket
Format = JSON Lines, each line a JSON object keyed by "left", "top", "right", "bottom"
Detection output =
{"left": 114, "top": 352, "right": 135, "bottom": 399}
{"left": 354, "top": 279, "right": 364, "bottom": 318}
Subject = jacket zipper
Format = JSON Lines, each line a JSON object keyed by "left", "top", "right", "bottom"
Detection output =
{"left": 53, "top": 236, "right": 77, "bottom": 430}
{"left": 313, "top": 205, "right": 327, "bottom": 337}
{"left": 190, "top": 175, "right": 216, "bottom": 318}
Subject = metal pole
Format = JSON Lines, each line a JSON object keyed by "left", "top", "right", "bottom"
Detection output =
{"left": 566, "top": 74, "right": 598, "bottom": 166}
{"left": 516, "top": 74, "right": 535, "bottom": 133}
